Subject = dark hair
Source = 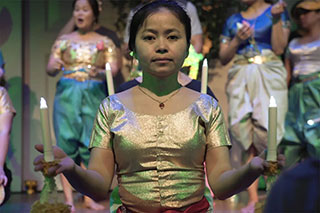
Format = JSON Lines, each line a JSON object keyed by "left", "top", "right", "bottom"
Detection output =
{"left": 128, "top": 0, "right": 191, "bottom": 52}
{"left": 72, "top": 0, "right": 100, "bottom": 23}
{"left": 0, "top": 76, "right": 6, "bottom": 87}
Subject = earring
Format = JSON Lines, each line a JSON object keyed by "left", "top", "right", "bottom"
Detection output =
{"left": 130, "top": 51, "right": 137, "bottom": 59}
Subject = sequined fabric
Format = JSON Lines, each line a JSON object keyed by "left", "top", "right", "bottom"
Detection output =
{"left": 0, "top": 86, "right": 16, "bottom": 115}
{"left": 51, "top": 37, "right": 117, "bottom": 81}
{"left": 286, "top": 38, "right": 320, "bottom": 77}
{"left": 226, "top": 49, "right": 288, "bottom": 152}
{"left": 89, "top": 94, "right": 231, "bottom": 212}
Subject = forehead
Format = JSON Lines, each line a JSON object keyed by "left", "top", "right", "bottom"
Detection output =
{"left": 75, "top": 0, "right": 90, "bottom": 7}
{"left": 140, "top": 8, "right": 185, "bottom": 32}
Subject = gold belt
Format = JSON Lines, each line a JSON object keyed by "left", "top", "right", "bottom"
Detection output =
{"left": 234, "top": 54, "right": 279, "bottom": 65}
{"left": 63, "top": 72, "right": 104, "bottom": 82}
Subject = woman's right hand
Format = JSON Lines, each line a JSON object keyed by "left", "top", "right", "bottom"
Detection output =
{"left": 33, "top": 144, "right": 75, "bottom": 176}
{"left": 51, "top": 57, "right": 65, "bottom": 72}
{"left": 235, "top": 21, "right": 253, "bottom": 43}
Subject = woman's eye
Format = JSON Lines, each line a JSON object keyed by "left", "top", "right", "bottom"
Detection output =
{"left": 143, "top": 36, "right": 155, "bottom": 41}
{"left": 168, "top": 35, "right": 179, "bottom": 40}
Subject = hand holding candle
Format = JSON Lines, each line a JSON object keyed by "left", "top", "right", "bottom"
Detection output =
{"left": 105, "top": 62, "right": 114, "bottom": 96}
{"left": 267, "top": 96, "right": 277, "bottom": 162}
{"left": 40, "top": 97, "right": 54, "bottom": 162}
{"left": 201, "top": 58, "right": 208, "bottom": 94}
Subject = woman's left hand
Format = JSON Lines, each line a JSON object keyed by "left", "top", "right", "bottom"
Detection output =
{"left": 88, "top": 66, "right": 104, "bottom": 78}
{"left": 271, "top": 2, "right": 287, "bottom": 18}
{"left": 249, "top": 151, "right": 286, "bottom": 174}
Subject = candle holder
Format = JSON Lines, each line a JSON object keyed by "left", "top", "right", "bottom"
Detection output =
{"left": 30, "top": 160, "right": 71, "bottom": 213}
{"left": 25, "top": 180, "right": 38, "bottom": 195}
{"left": 263, "top": 161, "right": 280, "bottom": 195}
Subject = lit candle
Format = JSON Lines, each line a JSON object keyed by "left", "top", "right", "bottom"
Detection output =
{"left": 201, "top": 58, "right": 208, "bottom": 94}
{"left": 105, "top": 63, "right": 114, "bottom": 96}
{"left": 267, "top": 96, "right": 277, "bottom": 162}
{"left": 40, "top": 97, "right": 54, "bottom": 162}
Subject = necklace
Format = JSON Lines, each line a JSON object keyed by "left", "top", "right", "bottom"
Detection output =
{"left": 137, "top": 86, "right": 181, "bottom": 110}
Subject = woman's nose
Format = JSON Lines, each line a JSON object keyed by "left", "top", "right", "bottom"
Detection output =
{"left": 156, "top": 39, "right": 168, "bottom": 54}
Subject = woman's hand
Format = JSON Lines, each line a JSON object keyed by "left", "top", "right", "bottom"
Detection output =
{"left": 88, "top": 66, "right": 105, "bottom": 79}
{"left": 33, "top": 144, "right": 75, "bottom": 176}
{"left": 51, "top": 57, "right": 65, "bottom": 71}
{"left": 235, "top": 21, "right": 253, "bottom": 43}
{"left": 249, "top": 151, "right": 286, "bottom": 175}
{"left": 271, "top": 2, "right": 287, "bottom": 18}
{"left": 0, "top": 168, "right": 8, "bottom": 186}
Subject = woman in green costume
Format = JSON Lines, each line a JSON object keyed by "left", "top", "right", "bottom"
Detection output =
{"left": 280, "top": 0, "right": 320, "bottom": 168}
{"left": 46, "top": 0, "right": 118, "bottom": 210}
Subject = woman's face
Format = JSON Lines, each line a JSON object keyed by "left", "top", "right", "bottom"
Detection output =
{"left": 134, "top": 8, "right": 188, "bottom": 78}
{"left": 73, "top": 0, "right": 95, "bottom": 31}
{"left": 298, "top": 10, "right": 320, "bottom": 30}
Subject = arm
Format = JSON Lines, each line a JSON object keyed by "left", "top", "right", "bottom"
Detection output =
{"left": 46, "top": 55, "right": 65, "bottom": 77}
{"left": 0, "top": 112, "right": 14, "bottom": 186}
{"left": 219, "top": 21, "right": 253, "bottom": 65}
{"left": 284, "top": 57, "right": 292, "bottom": 86}
{"left": 34, "top": 145, "right": 114, "bottom": 201}
{"left": 58, "top": 17, "right": 75, "bottom": 37}
{"left": 191, "top": 34, "right": 203, "bottom": 54}
{"left": 63, "top": 147, "right": 115, "bottom": 201}
{"left": 206, "top": 146, "right": 266, "bottom": 200}
{"left": 46, "top": 37, "right": 66, "bottom": 76}
{"left": 271, "top": 2, "right": 290, "bottom": 55}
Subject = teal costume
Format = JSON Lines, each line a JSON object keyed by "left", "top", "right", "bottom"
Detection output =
{"left": 280, "top": 38, "right": 320, "bottom": 167}
{"left": 51, "top": 36, "right": 117, "bottom": 166}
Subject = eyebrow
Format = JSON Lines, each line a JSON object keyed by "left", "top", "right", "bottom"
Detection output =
{"left": 142, "top": 28, "right": 181, "bottom": 34}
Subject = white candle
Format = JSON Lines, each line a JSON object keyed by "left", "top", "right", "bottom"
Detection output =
{"left": 201, "top": 58, "right": 208, "bottom": 94}
{"left": 267, "top": 96, "right": 277, "bottom": 162}
{"left": 40, "top": 97, "right": 54, "bottom": 162}
{"left": 105, "top": 63, "right": 114, "bottom": 96}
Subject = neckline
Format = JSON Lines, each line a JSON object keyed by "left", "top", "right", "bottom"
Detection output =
{"left": 112, "top": 93, "right": 203, "bottom": 117}
{"left": 240, "top": 5, "right": 271, "bottom": 21}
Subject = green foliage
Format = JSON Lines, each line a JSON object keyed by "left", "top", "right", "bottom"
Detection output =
{"left": 189, "top": 0, "right": 242, "bottom": 59}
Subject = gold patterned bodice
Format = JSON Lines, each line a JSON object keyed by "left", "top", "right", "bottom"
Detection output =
{"left": 89, "top": 94, "right": 231, "bottom": 212}
{"left": 51, "top": 36, "right": 116, "bottom": 81}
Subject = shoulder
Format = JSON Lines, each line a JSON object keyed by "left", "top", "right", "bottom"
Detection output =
{"left": 116, "top": 79, "right": 140, "bottom": 93}
{"left": 186, "top": 80, "right": 218, "bottom": 101}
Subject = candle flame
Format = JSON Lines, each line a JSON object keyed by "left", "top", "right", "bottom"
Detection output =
{"left": 105, "top": 63, "right": 111, "bottom": 71}
{"left": 40, "top": 97, "right": 48, "bottom": 109}
{"left": 269, "top": 96, "right": 277, "bottom": 107}
{"left": 203, "top": 58, "right": 208, "bottom": 68}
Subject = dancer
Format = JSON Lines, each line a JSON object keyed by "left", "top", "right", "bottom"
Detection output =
{"left": 219, "top": 0, "right": 290, "bottom": 210}
{"left": 46, "top": 0, "right": 118, "bottom": 210}
{"left": 35, "top": 1, "right": 283, "bottom": 212}
{"left": 280, "top": 0, "right": 320, "bottom": 168}
{"left": 0, "top": 51, "right": 15, "bottom": 205}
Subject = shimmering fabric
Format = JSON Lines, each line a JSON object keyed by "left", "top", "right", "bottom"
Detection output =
{"left": 221, "top": 6, "right": 290, "bottom": 55}
{"left": 51, "top": 36, "right": 117, "bottom": 81}
{"left": 286, "top": 38, "right": 320, "bottom": 77}
{"left": 280, "top": 72, "right": 320, "bottom": 167}
{"left": 226, "top": 50, "right": 288, "bottom": 152}
{"left": 52, "top": 36, "right": 115, "bottom": 166}
{"left": 89, "top": 94, "right": 231, "bottom": 212}
{"left": 280, "top": 38, "right": 320, "bottom": 168}
{"left": 0, "top": 86, "right": 16, "bottom": 115}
